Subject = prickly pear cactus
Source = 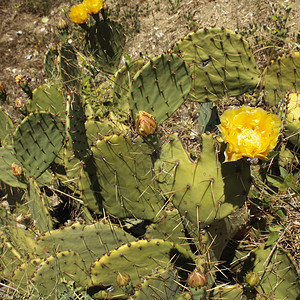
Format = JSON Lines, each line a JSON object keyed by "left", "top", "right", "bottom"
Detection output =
{"left": 262, "top": 52, "right": 300, "bottom": 106}
{"left": 130, "top": 267, "right": 179, "bottom": 299}
{"left": 28, "top": 83, "right": 65, "bottom": 117}
{"left": 89, "top": 239, "right": 194, "bottom": 298}
{"left": 113, "top": 58, "right": 145, "bottom": 120}
{"left": 129, "top": 53, "right": 192, "bottom": 125}
{"left": 27, "top": 177, "right": 54, "bottom": 233}
{"left": 173, "top": 27, "right": 260, "bottom": 102}
{"left": 232, "top": 243, "right": 300, "bottom": 299}
{"left": 44, "top": 44, "right": 60, "bottom": 80}
{"left": 13, "top": 112, "right": 65, "bottom": 179}
{"left": 30, "top": 250, "right": 89, "bottom": 299}
{"left": 0, "top": 109, "right": 13, "bottom": 146}
{"left": 0, "top": 147, "right": 26, "bottom": 188}
{"left": 84, "top": 19, "right": 126, "bottom": 74}
{"left": 35, "top": 221, "right": 135, "bottom": 269}
{"left": 79, "top": 133, "right": 164, "bottom": 219}
{"left": 285, "top": 92, "right": 300, "bottom": 145}
{"left": 0, "top": 230, "right": 23, "bottom": 278}
{"left": 155, "top": 134, "right": 251, "bottom": 226}
{"left": 211, "top": 284, "right": 244, "bottom": 299}
{"left": 145, "top": 207, "right": 193, "bottom": 252}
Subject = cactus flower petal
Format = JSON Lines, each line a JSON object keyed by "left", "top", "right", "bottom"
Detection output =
{"left": 218, "top": 106, "right": 281, "bottom": 162}
{"left": 83, "top": 0, "right": 103, "bottom": 15}
{"left": 69, "top": 4, "right": 89, "bottom": 24}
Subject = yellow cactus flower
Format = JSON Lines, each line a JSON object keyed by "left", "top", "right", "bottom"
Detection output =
{"left": 69, "top": 4, "right": 89, "bottom": 24}
{"left": 218, "top": 106, "right": 281, "bottom": 162}
{"left": 83, "top": 0, "right": 103, "bottom": 15}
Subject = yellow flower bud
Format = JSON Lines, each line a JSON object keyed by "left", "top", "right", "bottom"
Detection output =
{"left": 136, "top": 111, "right": 157, "bottom": 137}
{"left": 186, "top": 268, "right": 207, "bottom": 289}
{"left": 83, "top": 0, "right": 103, "bottom": 15}
{"left": 11, "top": 163, "right": 23, "bottom": 177}
{"left": 69, "top": 4, "right": 89, "bottom": 24}
{"left": 218, "top": 106, "right": 281, "bottom": 162}
{"left": 57, "top": 18, "right": 68, "bottom": 30}
{"left": 15, "top": 74, "right": 27, "bottom": 85}
{"left": 116, "top": 272, "right": 131, "bottom": 287}
{"left": 245, "top": 271, "right": 260, "bottom": 287}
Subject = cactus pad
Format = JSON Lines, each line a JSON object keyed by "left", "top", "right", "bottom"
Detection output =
{"left": 29, "top": 83, "right": 66, "bottom": 116}
{"left": 35, "top": 221, "right": 134, "bottom": 269}
{"left": 30, "top": 250, "right": 89, "bottom": 299}
{"left": 285, "top": 92, "right": 300, "bottom": 145}
{"left": 0, "top": 147, "right": 26, "bottom": 188}
{"left": 79, "top": 134, "right": 164, "bottom": 219}
{"left": 89, "top": 239, "right": 194, "bottom": 296}
{"left": 145, "top": 207, "right": 192, "bottom": 252}
{"left": 27, "top": 178, "right": 54, "bottom": 233}
{"left": 129, "top": 53, "right": 192, "bottom": 125}
{"left": 232, "top": 243, "right": 300, "bottom": 299}
{"left": 155, "top": 134, "right": 251, "bottom": 226}
{"left": 84, "top": 20, "right": 126, "bottom": 74}
{"left": 0, "top": 109, "right": 13, "bottom": 146}
{"left": 131, "top": 267, "right": 179, "bottom": 299}
{"left": 262, "top": 52, "right": 300, "bottom": 106}
{"left": 173, "top": 28, "right": 260, "bottom": 102}
{"left": 13, "top": 112, "right": 65, "bottom": 178}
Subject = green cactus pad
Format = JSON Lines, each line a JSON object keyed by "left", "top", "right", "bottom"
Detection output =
{"left": 0, "top": 109, "right": 13, "bottom": 146}
{"left": 60, "top": 43, "right": 81, "bottom": 88}
{"left": 63, "top": 119, "right": 128, "bottom": 185}
{"left": 7, "top": 222, "right": 36, "bottom": 259}
{"left": 89, "top": 239, "right": 194, "bottom": 294}
{"left": 211, "top": 284, "right": 244, "bottom": 299}
{"left": 131, "top": 267, "right": 179, "bottom": 299}
{"left": 35, "top": 221, "right": 134, "bottom": 269}
{"left": 129, "top": 53, "right": 192, "bottom": 125}
{"left": 232, "top": 244, "right": 300, "bottom": 299}
{"left": 113, "top": 58, "right": 145, "bottom": 120}
{"left": 284, "top": 92, "right": 300, "bottom": 146}
{"left": 65, "top": 92, "right": 91, "bottom": 161}
{"left": 0, "top": 230, "right": 23, "bottom": 278}
{"left": 11, "top": 257, "right": 42, "bottom": 292}
{"left": 155, "top": 134, "right": 251, "bottom": 226}
{"left": 79, "top": 134, "right": 164, "bottom": 219}
{"left": 145, "top": 207, "right": 192, "bottom": 252}
{"left": 27, "top": 178, "right": 54, "bottom": 233}
{"left": 262, "top": 52, "right": 300, "bottom": 106}
{"left": 84, "top": 19, "right": 126, "bottom": 74}
{"left": 0, "top": 147, "right": 26, "bottom": 188}
{"left": 206, "top": 208, "right": 249, "bottom": 260}
{"left": 173, "top": 27, "right": 260, "bottom": 102}
{"left": 13, "top": 112, "right": 65, "bottom": 179}
{"left": 44, "top": 45, "right": 59, "bottom": 80}
{"left": 30, "top": 250, "right": 89, "bottom": 299}
{"left": 28, "top": 83, "right": 66, "bottom": 116}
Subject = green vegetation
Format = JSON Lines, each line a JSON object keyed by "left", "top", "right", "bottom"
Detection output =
{"left": 0, "top": 0, "right": 299, "bottom": 299}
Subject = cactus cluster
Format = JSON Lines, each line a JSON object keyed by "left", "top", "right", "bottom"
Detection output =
{"left": 0, "top": 3, "right": 299, "bottom": 300}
